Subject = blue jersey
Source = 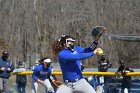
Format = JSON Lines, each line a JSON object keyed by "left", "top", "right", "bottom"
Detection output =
{"left": 32, "top": 64, "right": 53, "bottom": 81}
{"left": 0, "top": 58, "right": 14, "bottom": 78}
{"left": 59, "top": 46, "right": 94, "bottom": 81}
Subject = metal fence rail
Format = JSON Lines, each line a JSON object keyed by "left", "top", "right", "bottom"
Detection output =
{"left": 109, "top": 34, "right": 140, "bottom": 41}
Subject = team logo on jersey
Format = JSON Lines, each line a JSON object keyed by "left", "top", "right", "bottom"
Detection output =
{"left": 40, "top": 71, "right": 48, "bottom": 75}
{"left": 73, "top": 51, "right": 77, "bottom": 54}
{"left": 6, "top": 63, "right": 9, "bottom": 65}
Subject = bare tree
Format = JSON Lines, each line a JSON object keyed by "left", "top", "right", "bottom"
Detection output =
{"left": 0, "top": 0, "right": 139, "bottom": 67}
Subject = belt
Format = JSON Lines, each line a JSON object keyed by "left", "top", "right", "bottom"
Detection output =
{"left": 64, "top": 78, "right": 83, "bottom": 89}
{"left": 64, "top": 78, "right": 82, "bottom": 83}
{"left": 0, "top": 76, "right": 9, "bottom": 79}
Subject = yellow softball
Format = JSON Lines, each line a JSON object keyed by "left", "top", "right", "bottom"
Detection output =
{"left": 97, "top": 48, "right": 103, "bottom": 55}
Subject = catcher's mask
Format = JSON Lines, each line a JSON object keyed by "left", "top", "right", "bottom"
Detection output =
{"left": 91, "top": 26, "right": 106, "bottom": 39}
{"left": 59, "top": 35, "right": 75, "bottom": 51}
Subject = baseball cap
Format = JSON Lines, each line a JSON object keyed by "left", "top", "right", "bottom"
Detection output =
{"left": 18, "top": 61, "right": 23, "bottom": 66}
{"left": 2, "top": 51, "right": 9, "bottom": 56}
{"left": 43, "top": 59, "right": 52, "bottom": 63}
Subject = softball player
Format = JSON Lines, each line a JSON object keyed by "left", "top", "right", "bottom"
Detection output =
{"left": 0, "top": 51, "right": 14, "bottom": 93}
{"left": 31, "top": 58, "right": 55, "bottom": 93}
{"left": 52, "top": 35, "right": 101, "bottom": 93}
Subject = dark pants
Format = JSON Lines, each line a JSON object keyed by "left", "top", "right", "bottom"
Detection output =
{"left": 121, "top": 79, "right": 132, "bottom": 93}
{"left": 17, "top": 83, "right": 26, "bottom": 93}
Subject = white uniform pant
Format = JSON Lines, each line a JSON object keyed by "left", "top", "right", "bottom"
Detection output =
{"left": 56, "top": 78, "right": 96, "bottom": 93}
{"left": 31, "top": 79, "right": 54, "bottom": 93}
